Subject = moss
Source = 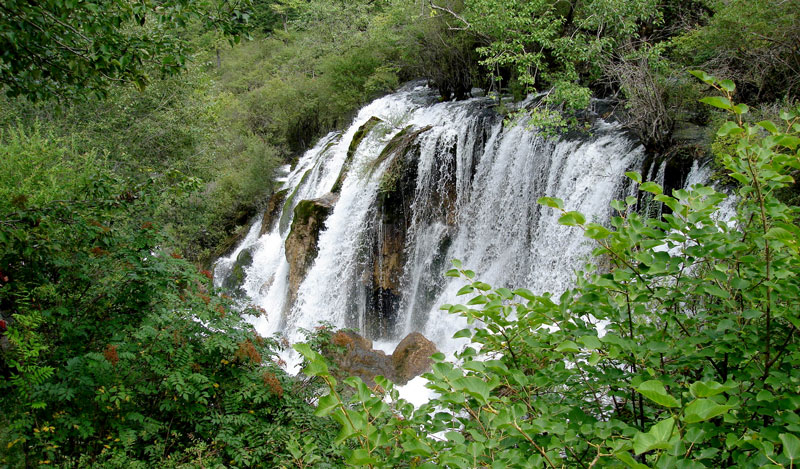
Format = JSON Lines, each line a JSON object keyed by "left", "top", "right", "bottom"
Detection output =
{"left": 291, "top": 199, "right": 331, "bottom": 230}
{"left": 366, "top": 124, "right": 433, "bottom": 178}
{"left": 331, "top": 116, "right": 383, "bottom": 193}
{"left": 279, "top": 169, "right": 311, "bottom": 233}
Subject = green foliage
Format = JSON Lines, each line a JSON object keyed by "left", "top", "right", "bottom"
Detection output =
{"left": 294, "top": 79, "right": 800, "bottom": 467}
{"left": 0, "top": 134, "right": 339, "bottom": 467}
{"left": 0, "top": 0, "right": 252, "bottom": 100}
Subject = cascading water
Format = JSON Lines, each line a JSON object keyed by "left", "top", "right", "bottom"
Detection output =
{"left": 215, "top": 82, "right": 681, "bottom": 356}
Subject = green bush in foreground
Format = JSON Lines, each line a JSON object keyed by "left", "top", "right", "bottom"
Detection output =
{"left": 0, "top": 133, "right": 339, "bottom": 467}
{"left": 296, "top": 74, "right": 800, "bottom": 467}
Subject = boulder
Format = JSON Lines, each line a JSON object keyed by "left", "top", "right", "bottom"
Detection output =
{"left": 392, "top": 332, "right": 437, "bottom": 384}
{"left": 326, "top": 331, "right": 394, "bottom": 388}
{"left": 285, "top": 193, "right": 338, "bottom": 304}
{"left": 324, "top": 330, "right": 438, "bottom": 386}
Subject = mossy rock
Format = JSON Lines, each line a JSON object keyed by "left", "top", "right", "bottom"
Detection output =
{"left": 331, "top": 116, "right": 383, "bottom": 193}
{"left": 284, "top": 193, "right": 339, "bottom": 305}
{"left": 260, "top": 188, "right": 290, "bottom": 235}
{"left": 367, "top": 125, "right": 433, "bottom": 178}
{"left": 279, "top": 169, "right": 312, "bottom": 234}
{"left": 222, "top": 247, "right": 255, "bottom": 294}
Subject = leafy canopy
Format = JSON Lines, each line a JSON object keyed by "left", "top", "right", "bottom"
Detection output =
{"left": 0, "top": 0, "right": 252, "bottom": 100}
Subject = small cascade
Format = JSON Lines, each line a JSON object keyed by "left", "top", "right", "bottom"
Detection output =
{"left": 215, "top": 82, "right": 714, "bottom": 355}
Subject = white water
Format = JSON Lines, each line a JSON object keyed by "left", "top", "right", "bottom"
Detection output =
{"left": 215, "top": 83, "right": 716, "bottom": 360}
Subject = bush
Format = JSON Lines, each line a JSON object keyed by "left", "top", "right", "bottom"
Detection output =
{"left": 0, "top": 135, "right": 338, "bottom": 467}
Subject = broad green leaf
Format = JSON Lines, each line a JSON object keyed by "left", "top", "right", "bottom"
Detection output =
{"left": 615, "top": 452, "right": 650, "bottom": 469}
{"left": 556, "top": 340, "right": 580, "bottom": 353}
{"left": 635, "top": 380, "right": 680, "bottom": 408}
{"left": 757, "top": 120, "right": 779, "bottom": 135}
{"left": 699, "top": 96, "right": 732, "bottom": 110}
{"left": 689, "top": 381, "right": 733, "bottom": 398}
{"left": 537, "top": 196, "right": 564, "bottom": 209}
{"left": 682, "top": 398, "right": 733, "bottom": 423}
{"left": 780, "top": 433, "right": 800, "bottom": 461}
{"left": 457, "top": 285, "right": 474, "bottom": 296}
{"left": 689, "top": 70, "right": 714, "bottom": 85}
{"left": 453, "top": 328, "right": 472, "bottom": 339}
{"left": 559, "top": 211, "right": 586, "bottom": 226}
{"left": 347, "top": 448, "right": 377, "bottom": 465}
{"left": 717, "top": 121, "right": 743, "bottom": 137}
{"left": 314, "top": 393, "right": 339, "bottom": 417}
{"left": 633, "top": 417, "right": 676, "bottom": 455}
{"left": 640, "top": 182, "right": 663, "bottom": 195}
{"left": 625, "top": 171, "right": 642, "bottom": 184}
{"left": 719, "top": 79, "right": 735, "bottom": 92}
{"left": 585, "top": 223, "right": 611, "bottom": 239}
{"left": 578, "top": 335, "right": 602, "bottom": 350}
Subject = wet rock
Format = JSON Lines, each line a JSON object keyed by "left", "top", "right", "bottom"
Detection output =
{"left": 391, "top": 332, "right": 437, "bottom": 384}
{"left": 222, "top": 248, "right": 254, "bottom": 294}
{"left": 260, "top": 188, "right": 289, "bottom": 236}
{"left": 324, "top": 330, "right": 439, "bottom": 386}
{"left": 326, "top": 331, "right": 394, "bottom": 387}
{"left": 285, "top": 193, "right": 338, "bottom": 304}
{"left": 332, "top": 116, "right": 383, "bottom": 194}
{"left": 363, "top": 125, "right": 434, "bottom": 338}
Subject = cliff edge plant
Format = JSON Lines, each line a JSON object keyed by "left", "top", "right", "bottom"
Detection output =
{"left": 294, "top": 73, "right": 800, "bottom": 467}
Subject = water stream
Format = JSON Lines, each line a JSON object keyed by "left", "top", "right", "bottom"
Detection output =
{"left": 215, "top": 83, "right": 715, "bottom": 358}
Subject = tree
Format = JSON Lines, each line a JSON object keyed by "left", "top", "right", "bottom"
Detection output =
{"left": 0, "top": 0, "right": 252, "bottom": 100}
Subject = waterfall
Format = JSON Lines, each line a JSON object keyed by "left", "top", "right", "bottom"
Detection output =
{"left": 215, "top": 82, "right": 659, "bottom": 354}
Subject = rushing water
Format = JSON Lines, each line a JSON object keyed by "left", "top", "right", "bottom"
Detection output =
{"left": 215, "top": 82, "right": 714, "bottom": 356}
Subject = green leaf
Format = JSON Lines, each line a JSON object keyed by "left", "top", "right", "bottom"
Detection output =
{"left": 457, "top": 285, "right": 474, "bottom": 296}
{"left": 635, "top": 380, "right": 680, "bottom": 408}
{"left": 780, "top": 433, "right": 800, "bottom": 461}
{"left": 537, "top": 196, "right": 564, "bottom": 209}
{"left": 559, "top": 211, "right": 586, "bottom": 226}
{"left": 513, "top": 288, "right": 536, "bottom": 301}
{"left": 584, "top": 223, "right": 611, "bottom": 239}
{"left": 639, "top": 182, "right": 663, "bottom": 195}
{"left": 732, "top": 103, "right": 749, "bottom": 115}
{"left": 578, "top": 335, "right": 602, "bottom": 350}
{"left": 315, "top": 393, "right": 339, "bottom": 417}
{"left": 689, "top": 70, "right": 714, "bottom": 85}
{"left": 719, "top": 79, "right": 735, "bottom": 92}
{"left": 615, "top": 452, "right": 650, "bottom": 469}
{"left": 347, "top": 448, "right": 377, "bottom": 465}
{"left": 556, "top": 340, "right": 580, "bottom": 353}
{"left": 451, "top": 259, "right": 462, "bottom": 268}
{"left": 682, "top": 398, "right": 733, "bottom": 423}
{"left": 689, "top": 381, "right": 733, "bottom": 398}
{"left": 757, "top": 120, "right": 779, "bottom": 135}
{"left": 717, "top": 121, "right": 744, "bottom": 137}
{"left": 625, "top": 171, "right": 642, "bottom": 184}
{"left": 633, "top": 417, "right": 676, "bottom": 455}
{"left": 445, "top": 431, "right": 465, "bottom": 445}
{"left": 699, "top": 96, "right": 733, "bottom": 110}
{"left": 453, "top": 328, "right": 472, "bottom": 339}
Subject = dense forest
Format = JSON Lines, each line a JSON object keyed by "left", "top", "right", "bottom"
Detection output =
{"left": 1, "top": 0, "right": 799, "bottom": 467}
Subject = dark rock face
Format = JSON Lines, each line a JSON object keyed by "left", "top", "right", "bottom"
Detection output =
{"left": 362, "top": 125, "right": 433, "bottom": 338}
{"left": 222, "top": 248, "right": 255, "bottom": 295}
{"left": 285, "top": 193, "right": 338, "bottom": 304}
{"left": 260, "top": 188, "right": 289, "bottom": 236}
{"left": 324, "top": 330, "right": 438, "bottom": 387}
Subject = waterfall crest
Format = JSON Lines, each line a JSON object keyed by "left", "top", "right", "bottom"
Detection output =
{"left": 215, "top": 83, "right": 666, "bottom": 353}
